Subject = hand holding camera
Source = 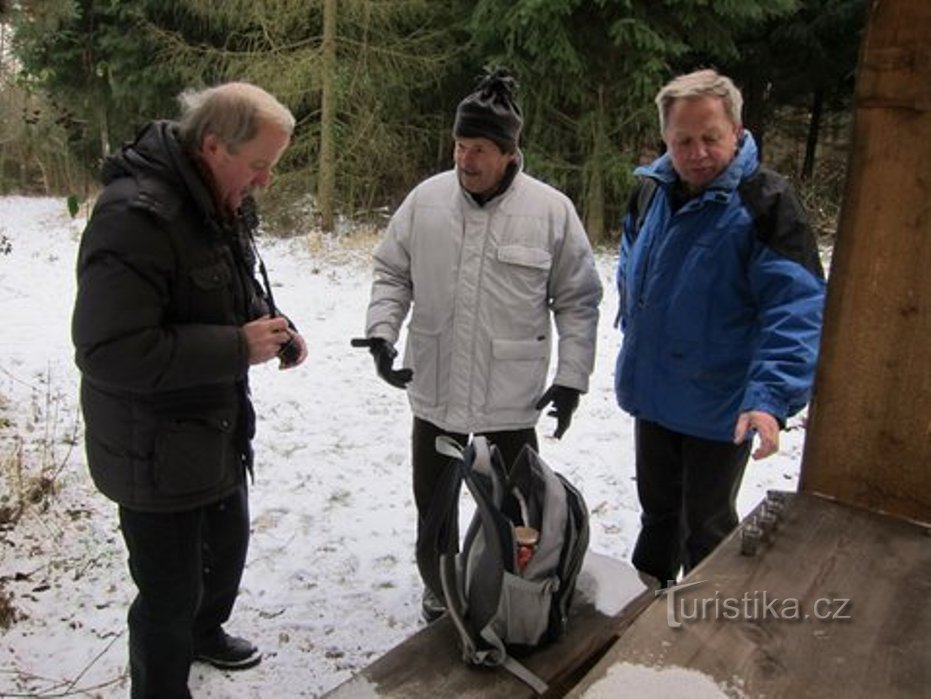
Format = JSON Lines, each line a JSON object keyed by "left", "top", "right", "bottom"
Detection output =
{"left": 243, "top": 316, "right": 304, "bottom": 368}
{"left": 277, "top": 329, "right": 304, "bottom": 368}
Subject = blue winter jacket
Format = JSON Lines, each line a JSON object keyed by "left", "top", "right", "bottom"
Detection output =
{"left": 614, "top": 132, "right": 825, "bottom": 442}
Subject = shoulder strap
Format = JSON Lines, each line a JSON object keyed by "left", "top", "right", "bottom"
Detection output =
{"left": 737, "top": 166, "right": 824, "bottom": 278}
{"left": 625, "top": 176, "right": 659, "bottom": 244}
{"left": 415, "top": 437, "right": 465, "bottom": 604}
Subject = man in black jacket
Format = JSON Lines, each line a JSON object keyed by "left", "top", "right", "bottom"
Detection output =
{"left": 71, "top": 82, "right": 306, "bottom": 698}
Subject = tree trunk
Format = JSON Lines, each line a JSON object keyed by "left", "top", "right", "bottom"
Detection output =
{"left": 583, "top": 85, "right": 607, "bottom": 245}
{"left": 801, "top": 87, "right": 824, "bottom": 180}
{"left": 584, "top": 164, "right": 605, "bottom": 245}
{"left": 741, "top": 72, "right": 769, "bottom": 159}
{"left": 317, "top": 0, "right": 337, "bottom": 233}
{"left": 98, "top": 95, "right": 110, "bottom": 159}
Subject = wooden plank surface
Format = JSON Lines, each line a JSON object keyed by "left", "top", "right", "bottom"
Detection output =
{"left": 568, "top": 492, "right": 931, "bottom": 698}
{"left": 799, "top": 0, "right": 931, "bottom": 523}
{"left": 323, "top": 553, "right": 652, "bottom": 698}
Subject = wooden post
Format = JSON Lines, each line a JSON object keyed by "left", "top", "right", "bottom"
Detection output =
{"left": 800, "top": 0, "right": 931, "bottom": 524}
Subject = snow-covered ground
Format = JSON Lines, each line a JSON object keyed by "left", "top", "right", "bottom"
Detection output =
{"left": 0, "top": 196, "right": 810, "bottom": 697}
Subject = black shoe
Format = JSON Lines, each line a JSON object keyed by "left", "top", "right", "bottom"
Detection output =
{"left": 194, "top": 628, "right": 262, "bottom": 670}
{"left": 421, "top": 587, "right": 446, "bottom": 623}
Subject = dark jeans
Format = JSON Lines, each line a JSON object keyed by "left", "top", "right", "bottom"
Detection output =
{"left": 631, "top": 419, "right": 751, "bottom": 585}
{"left": 118, "top": 482, "right": 250, "bottom": 699}
{"left": 412, "top": 417, "right": 537, "bottom": 595}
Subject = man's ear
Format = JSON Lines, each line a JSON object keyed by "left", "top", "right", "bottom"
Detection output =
{"left": 202, "top": 133, "right": 222, "bottom": 158}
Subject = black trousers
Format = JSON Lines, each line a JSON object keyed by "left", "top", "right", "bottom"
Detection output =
{"left": 118, "top": 482, "right": 250, "bottom": 699}
{"left": 631, "top": 419, "right": 751, "bottom": 585}
{"left": 411, "top": 417, "right": 537, "bottom": 595}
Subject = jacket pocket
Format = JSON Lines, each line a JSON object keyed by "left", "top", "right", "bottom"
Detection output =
{"left": 185, "top": 260, "right": 234, "bottom": 321}
{"left": 407, "top": 326, "right": 441, "bottom": 407}
{"left": 497, "top": 245, "right": 552, "bottom": 270}
{"left": 153, "top": 412, "right": 234, "bottom": 496}
{"left": 666, "top": 339, "right": 747, "bottom": 389}
{"left": 486, "top": 338, "right": 548, "bottom": 411}
{"left": 494, "top": 246, "right": 552, "bottom": 306}
{"left": 191, "top": 260, "right": 233, "bottom": 289}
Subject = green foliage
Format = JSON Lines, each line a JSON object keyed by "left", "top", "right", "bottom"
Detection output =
{"left": 708, "top": 0, "right": 865, "bottom": 172}
{"left": 767, "top": 0, "right": 866, "bottom": 103}
{"left": 465, "top": 0, "right": 799, "bottom": 240}
{"left": 9, "top": 0, "right": 187, "bottom": 175}
{"left": 2, "top": 0, "right": 857, "bottom": 239}
{"left": 133, "top": 0, "right": 467, "bottom": 226}
{"left": 1, "top": 18, "right": 85, "bottom": 195}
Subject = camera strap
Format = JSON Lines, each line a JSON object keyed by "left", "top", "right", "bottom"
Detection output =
{"left": 238, "top": 200, "right": 279, "bottom": 317}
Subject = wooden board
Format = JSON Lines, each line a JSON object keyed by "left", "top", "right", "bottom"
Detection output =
{"left": 568, "top": 492, "right": 931, "bottom": 698}
{"left": 323, "top": 553, "right": 652, "bottom": 698}
{"left": 799, "top": 0, "right": 931, "bottom": 524}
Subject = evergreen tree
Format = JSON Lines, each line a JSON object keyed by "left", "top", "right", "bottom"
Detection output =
{"left": 139, "top": 0, "right": 467, "bottom": 232}
{"left": 769, "top": 0, "right": 866, "bottom": 178}
{"left": 7, "top": 0, "right": 855, "bottom": 235}
{"left": 466, "top": 0, "right": 797, "bottom": 243}
{"left": 10, "top": 0, "right": 185, "bottom": 172}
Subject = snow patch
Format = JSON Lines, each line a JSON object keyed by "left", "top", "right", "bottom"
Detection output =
{"left": 582, "top": 662, "right": 744, "bottom": 698}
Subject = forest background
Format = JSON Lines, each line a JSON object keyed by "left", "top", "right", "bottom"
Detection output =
{"left": 1, "top": 0, "right": 865, "bottom": 244}
{"left": 0, "top": 1, "right": 864, "bottom": 688}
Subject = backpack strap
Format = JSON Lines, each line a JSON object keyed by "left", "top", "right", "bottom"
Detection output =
{"left": 416, "top": 437, "right": 465, "bottom": 604}
{"left": 625, "top": 176, "right": 659, "bottom": 245}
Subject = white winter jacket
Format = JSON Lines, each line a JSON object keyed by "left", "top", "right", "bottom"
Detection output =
{"left": 365, "top": 165, "right": 602, "bottom": 433}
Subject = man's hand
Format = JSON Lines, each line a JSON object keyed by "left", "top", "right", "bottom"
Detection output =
{"left": 277, "top": 331, "right": 307, "bottom": 370}
{"left": 243, "top": 315, "right": 292, "bottom": 365}
{"left": 350, "top": 337, "right": 413, "bottom": 389}
{"left": 734, "top": 410, "right": 780, "bottom": 460}
{"left": 535, "top": 384, "right": 580, "bottom": 439}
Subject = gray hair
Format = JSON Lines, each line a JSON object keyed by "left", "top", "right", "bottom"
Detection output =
{"left": 176, "top": 82, "right": 295, "bottom": 153}
{"left": 655, "top": 69, "right": 743, "bottom": 133}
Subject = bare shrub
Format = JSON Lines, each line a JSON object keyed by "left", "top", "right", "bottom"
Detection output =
{"left": 0, "top": 368, "right": 78, "bottom": 528}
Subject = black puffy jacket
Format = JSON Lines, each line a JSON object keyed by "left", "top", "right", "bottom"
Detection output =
{"left": 72, "top": 121, "right": 269, "bottom": 512}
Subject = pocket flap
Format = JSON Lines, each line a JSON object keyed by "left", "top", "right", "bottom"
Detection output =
{"left": 497, "top": 245, "right": 552, "bottom": 270}
{"left": 190, "top": 261, "right": 232, "bottom": 290}
{"left": 492, "top": 338, "right": 548, "bottom": 361}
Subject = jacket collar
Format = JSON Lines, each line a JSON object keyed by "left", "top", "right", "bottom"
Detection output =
{"left": 102, "top": 120, "right": 223, "bottom": 226}
{"left": 459, "top": 150, "right": 524, "bottom": 207}
{"left": 634, "top": 131, "right": 760, "bottom": 197}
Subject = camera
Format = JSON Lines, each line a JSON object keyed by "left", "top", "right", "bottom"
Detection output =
{"left": 278, "top": 334, "right": 301, "bottom": 365}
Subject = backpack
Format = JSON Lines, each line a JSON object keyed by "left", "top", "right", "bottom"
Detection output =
{"left": 421, "top": 436, "right": 590, "bottom": 695}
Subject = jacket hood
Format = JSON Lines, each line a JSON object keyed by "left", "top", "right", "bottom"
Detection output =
{"left": 635, "top": 130, "right": 760, "bottom": 192}
{"left": 101, "top": 120, "right": 218, "bottom": 220}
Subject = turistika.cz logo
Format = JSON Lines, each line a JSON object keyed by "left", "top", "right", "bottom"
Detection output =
{"left": 657, "top": 580, "right": 853, "bottom": 629}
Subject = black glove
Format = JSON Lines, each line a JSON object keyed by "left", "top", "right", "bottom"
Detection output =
{"left": 350, "top": 337, "right": 413, "bottom": 389}
{"left": 535, "top": 384, "right": 580, "bottom": 439}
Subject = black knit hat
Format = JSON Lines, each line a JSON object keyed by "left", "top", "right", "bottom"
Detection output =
{"left": 453, "top": 68, "right": 523, "bottom": 153}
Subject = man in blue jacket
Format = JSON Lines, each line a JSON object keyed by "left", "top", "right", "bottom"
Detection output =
{"left": 615, "top": 69, "right": 825, "bottom": 587}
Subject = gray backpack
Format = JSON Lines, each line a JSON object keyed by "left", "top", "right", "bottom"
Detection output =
{"left": 427, "top": 436, "right": 590, "bottom": 694}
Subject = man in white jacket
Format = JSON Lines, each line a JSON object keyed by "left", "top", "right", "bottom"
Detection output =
{"left": 355, "top": 68, "right": 602, "bottom": 621}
